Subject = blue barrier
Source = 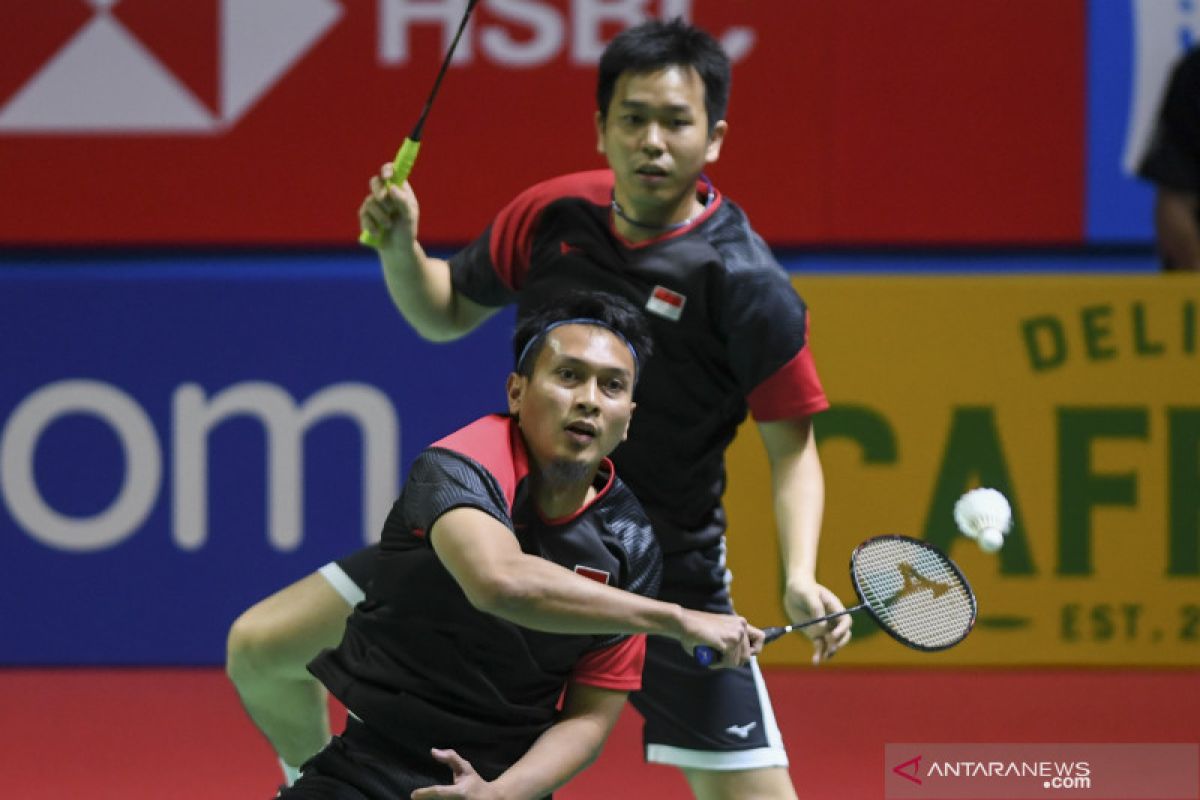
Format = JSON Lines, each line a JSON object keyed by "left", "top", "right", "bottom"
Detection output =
{"left": 0, "top": 253, "right": 513, "bottom": 664}
{"left": 0, "top": 246, "right": 1160, "bottom": 665}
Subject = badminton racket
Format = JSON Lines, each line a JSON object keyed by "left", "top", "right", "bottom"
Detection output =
{"left": 359, "top": 0, "right": 481, "bottom": 247}
{"left": 695, "top": 534, "right": 976, "bottom": 665}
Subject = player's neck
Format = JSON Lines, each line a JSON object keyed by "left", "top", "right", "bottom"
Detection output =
{"left": 533, "top": 471, "right": 599, "bottom": 520}
{"left": 611, "top": 181, "right": 711, "bottom": 243}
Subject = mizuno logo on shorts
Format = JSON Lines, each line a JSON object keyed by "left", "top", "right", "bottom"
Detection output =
{"left": 725, "top": 721, "right": 758, "bottom": 739}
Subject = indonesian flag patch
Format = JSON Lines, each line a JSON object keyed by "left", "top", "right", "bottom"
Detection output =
{"left": 574, "top": 565, "right": 611, "bottom": 585}
{"left": 645, "top": 285, "right": 686, "bottom": 321}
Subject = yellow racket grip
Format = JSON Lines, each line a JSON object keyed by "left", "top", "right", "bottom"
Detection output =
{"left": 359, "top": 138, "right": 422, "bottom": 247}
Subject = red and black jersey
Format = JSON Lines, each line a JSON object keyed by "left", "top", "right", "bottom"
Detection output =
{"left": 450, "top": 171, "right": 829, "bottom": 553}
{"left": 309, "top": 414, "right": 661, "bottom": 782}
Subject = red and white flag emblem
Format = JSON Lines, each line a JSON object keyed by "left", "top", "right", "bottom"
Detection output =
{"left": 645, "top": 285, "right": 686, "bottom": 321}
{"left": 574, "top": 565, "right": 611, "bottom": 584}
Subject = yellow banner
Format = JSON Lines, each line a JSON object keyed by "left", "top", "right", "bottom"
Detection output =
{"left": 725, "top": 275, "right": 1200, "bottom": 666}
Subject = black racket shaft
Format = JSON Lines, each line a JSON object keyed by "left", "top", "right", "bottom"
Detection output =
{"left": 761, "top": 602, "right": 867, "bottom": 644}
{"left": 694, "top": 603, "right": 865, "bottom": 665}
{"left": 410, "top": 0, "right": 480, "bottom": 141}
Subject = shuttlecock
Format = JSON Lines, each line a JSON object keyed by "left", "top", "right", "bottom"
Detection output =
{"left": 954, "top": 488, "right": 1012, "bottom": 553}
{"left": 977, "top": 528, "right": 1005, "bottom": 553}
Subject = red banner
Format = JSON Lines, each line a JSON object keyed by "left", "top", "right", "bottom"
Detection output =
{"left": 0, "top": 0, "right": 1085, "bottom": 246}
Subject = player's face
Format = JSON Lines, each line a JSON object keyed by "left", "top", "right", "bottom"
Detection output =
{"left": 508, "top": 324, "right": 636, "bottom": 483}
{"left": 596, "top": 65, "right": 727, "bottom": 228}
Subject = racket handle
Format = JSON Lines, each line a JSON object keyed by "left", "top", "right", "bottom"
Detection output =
{"left": 697, "top": 624, "right": 791, "bottom": 664}
{"left": 761, "top": 625, "right": 790, "bottom": 644}
{"left": 359, "top": 138, "right": 422, "bottom": 248}
{"left": 695, "top": 609, "right": 865, "bottom": 665}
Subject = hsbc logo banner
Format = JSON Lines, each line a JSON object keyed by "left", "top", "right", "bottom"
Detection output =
{"left": 0, "top": 0, "right": 343, "bottom": 133}
{"left": 1, "top": 1, "right": 755, "bottom": 135}
{"left": 1, "top": 2, "right": 1092, "bottom": 245}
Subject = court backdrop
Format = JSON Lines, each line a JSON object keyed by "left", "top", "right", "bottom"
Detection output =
{"left": 0, "top": 255, "right": 512, "bottom": 665}
{"left": 723, "top": 274, "right": 1200, "bottom": 667}
{"left": 2, "top": 261, "right": 1194, "bottom": 667}
{"left": 0, "top": 0, "right": 1182, "bottom": 246}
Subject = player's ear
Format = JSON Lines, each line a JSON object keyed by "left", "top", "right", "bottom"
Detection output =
{"left": 595, "top": 110, "right": 606, "bottom": 156}
{"left": 506, "top": 372, "right": 526, "bottom": 416}
{"left": 620, "top": 401, "right": 636, "bottom": 441}
{"left": 705, "top": 120, "right": 728, "bottom": 164}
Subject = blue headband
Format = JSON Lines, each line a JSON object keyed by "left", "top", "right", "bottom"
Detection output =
{"left": 516, "top": 318, "right": 640, "bottom": 378}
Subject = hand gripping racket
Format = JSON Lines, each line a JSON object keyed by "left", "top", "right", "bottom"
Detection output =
{"left": 359, "top": 0, "right": 481, "bottom": 248}
{"left": 694, "top": 535, "right": 977, "bottom": 665}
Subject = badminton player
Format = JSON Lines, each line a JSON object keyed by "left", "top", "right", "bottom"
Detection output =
{"left": 276, "top": 291, "right": 761, "bottom": 799}
{"left": 230, "top": 19, "right": 851, "bottom": 800}
{"left": 1137, "top": 46, "right": 1200, "bottom": 272}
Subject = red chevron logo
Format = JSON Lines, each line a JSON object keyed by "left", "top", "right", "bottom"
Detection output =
{"left": 892, "top": 754, "right": 922, "bottom": 785}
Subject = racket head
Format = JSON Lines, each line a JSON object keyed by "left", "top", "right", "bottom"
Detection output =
{"left": 850, "top": 534, "right": 977, "bottom": 651}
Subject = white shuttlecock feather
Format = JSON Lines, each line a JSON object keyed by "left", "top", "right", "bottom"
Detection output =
{"left": 953, "top": 488, "right": 1012, "bottom": 552}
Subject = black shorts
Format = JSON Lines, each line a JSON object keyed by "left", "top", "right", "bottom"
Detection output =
{"left": 320, "top": 545, "right": 379, "bottom": 605}
{"left": 629, "top": 543, "right": 788, "bottom": 770}
{"left": 279, "top": 718, "right": 450, "bottom": 800}
{"left": 321, "top": 540, "right": 788, "bottom": 771}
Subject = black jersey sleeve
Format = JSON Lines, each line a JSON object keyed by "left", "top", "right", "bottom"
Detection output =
{"left": 448, "top": 172, "right": 615, "bottom": 307}
{"left": 449, "top": 227, "right": 518, "bottom": 308}
{"left": 1139, "top": 49, "right": 1200, "bottom": 192}
{"left": 717, "top": 249, "right": 809, "bottom": 392}
{"left": 386, "top": 448, "right": 514, "bottom": 546}
{"left": 711, "top": 221, "right": 829, "bottom": 420}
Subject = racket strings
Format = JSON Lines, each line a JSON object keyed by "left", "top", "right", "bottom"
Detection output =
{"left": 854, "top": 538, "right": 975, "bottom": 649}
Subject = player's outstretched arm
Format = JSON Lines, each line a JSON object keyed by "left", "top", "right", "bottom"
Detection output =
{"left": 431, "top": 507, "right": 759, "bottom": 667}
{"left": 758, "top": 415, "right": 852, "bottom": 664}
{"left": 359, "top": 162, "right": 499, "bottom": 341}
{"left": 411, "top": 683, "right": 626, "bottom": 800}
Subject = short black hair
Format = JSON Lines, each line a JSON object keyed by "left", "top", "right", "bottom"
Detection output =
{"left": 513, "top": 290, "right": 653, "bottom": 380}
{"left": 596, "top": 18, "right": 731, "bottom": 132}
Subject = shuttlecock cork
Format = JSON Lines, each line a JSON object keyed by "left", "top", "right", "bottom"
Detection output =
{"left": 954, "top": 488, "right": 1012, "bottom": 553}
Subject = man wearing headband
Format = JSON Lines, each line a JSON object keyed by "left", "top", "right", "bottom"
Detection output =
{"left": 277, "top": 291, "right": 762, "bottom": 799}
{"left": 233, "top": 19, "right": 851, "bottom": 800}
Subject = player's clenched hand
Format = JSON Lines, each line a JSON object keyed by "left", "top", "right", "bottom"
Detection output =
{"left": 678, "top": 610, "right": 761, "bottom": 669}
{"left": 359, "top": 162, "right": 420, "bottom": 251}
{"left": 410, "top": 748, "right": 496, "bottom": 799}
{"left": 784, "top": 581, "right": 852, "bottom": 665}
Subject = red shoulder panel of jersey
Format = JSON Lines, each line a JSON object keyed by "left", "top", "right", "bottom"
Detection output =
{"left": 489, "top": 170, "right": 612, "bottom": 290}
{"left": 568, "top": 634, "right": 646, "bottom": 691}
{"left": 432, "top": 414, "right": 530, "bottom": 513}
{"left": 747, "top": 316, "right": 831, "bottom": 422}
